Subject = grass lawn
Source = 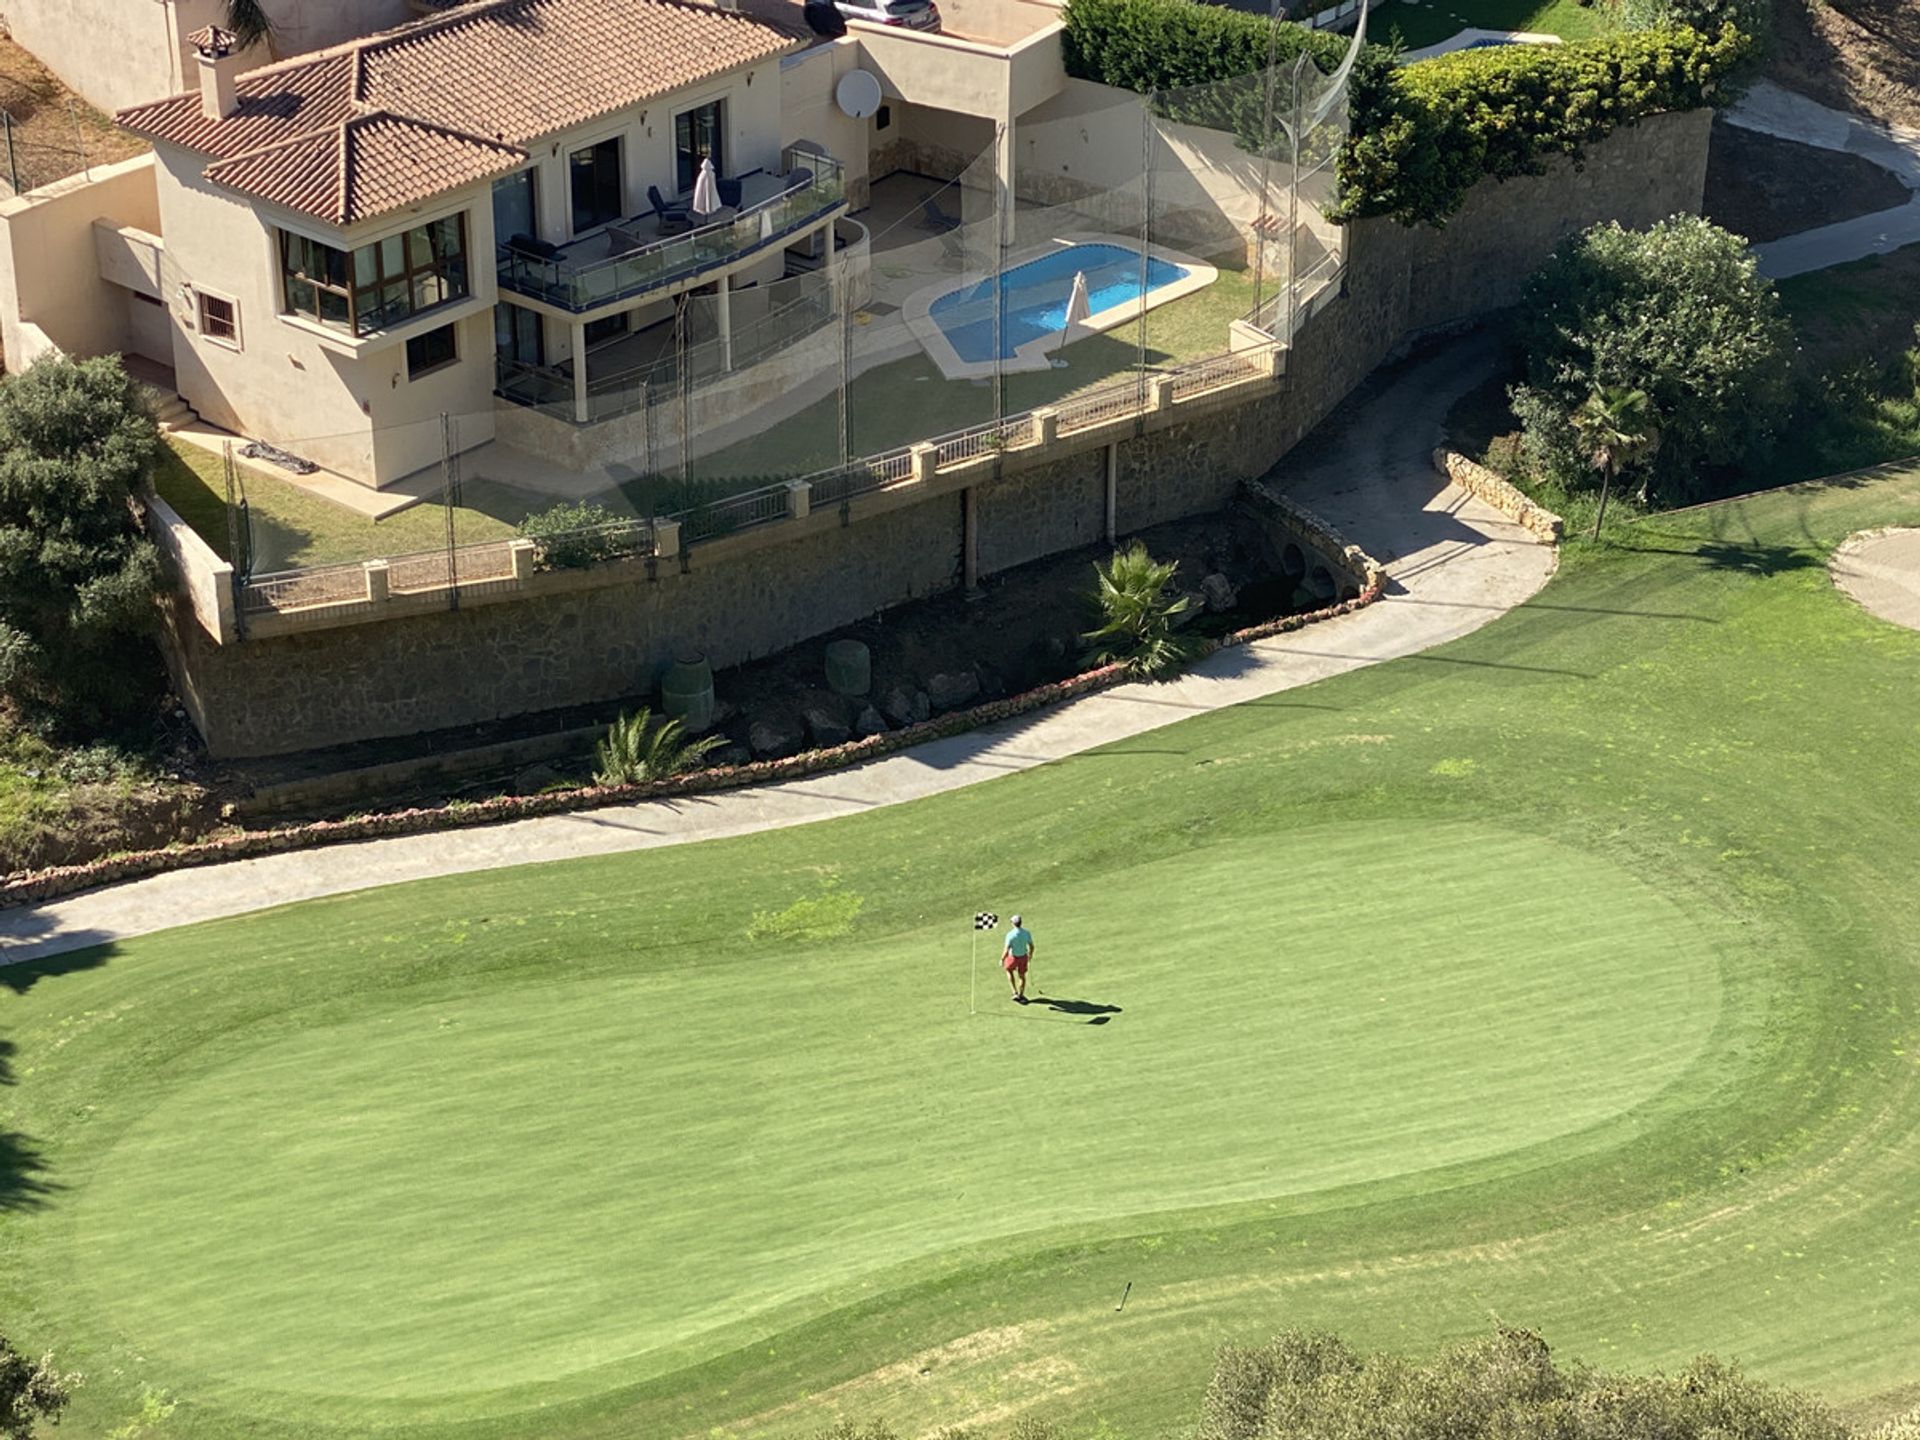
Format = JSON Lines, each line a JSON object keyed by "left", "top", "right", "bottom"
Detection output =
{"left": 1378, "top": 0, "right": 1611, "bottom": 50}
{"left": 151, "top": 440, "right": 515, "bottom": 573}
{"left": 5, "top": 465, "right": 1920, "bottom": 1439}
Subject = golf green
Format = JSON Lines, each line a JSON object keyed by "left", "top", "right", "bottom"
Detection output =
{"left": 4, "top": 462, "right": 1919, "bottom": 1440}
{"left": 63, "top": 824, "right": 1719, "bottom": 1413}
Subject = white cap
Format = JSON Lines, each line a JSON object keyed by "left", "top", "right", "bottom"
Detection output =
{"left": 1011, "top": 914, "right": 1023, "bottom": 926}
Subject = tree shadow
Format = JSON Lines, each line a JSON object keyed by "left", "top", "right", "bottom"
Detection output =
{"left": 1621, "top": 537, "right": 1824, "bottom": 577}
{"left": 0, "top": 1039, "right": 57, "bottom": 1213}
{"left": 0, "top": 930, "right": 117, "bottom": 996}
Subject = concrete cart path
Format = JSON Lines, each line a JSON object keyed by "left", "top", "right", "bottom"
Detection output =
{"left": 1832, "top": 528, "right": 1920, "bottom": 633}
{"left": 0, "top": 342, "right": 1554, "bottom": 966}
{"left": 1725, "top": 81, "right": 1920, "bottom": 278}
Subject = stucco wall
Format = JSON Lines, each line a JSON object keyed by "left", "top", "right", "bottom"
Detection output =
{"left": 167, "top": 108, "right": 1713, "bottom": 757}
{"left": 0, "top": 154, "right": 159, "bottom": 369}
{"left": 0, "top": 0, "right": 411, "bottom": 115}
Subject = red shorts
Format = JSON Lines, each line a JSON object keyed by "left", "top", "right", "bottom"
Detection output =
{"left": 1004, "top": 954, "right": 1029, "bottom": 974}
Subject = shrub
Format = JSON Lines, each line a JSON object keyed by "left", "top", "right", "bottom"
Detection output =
{"left": 1085, "top": 542, "right": 1202, "bottom": 678}
{"left": 1511, "top": 214, "right": 1791, "bottom": 507}
{"left": 1340, "top": 24, "right": 1753, "bottom": 227}
{"left": 1615, "top": 0, "right": 1771, "bottom": 66}
{"left": 1202, "top": 1327, "right": 1852, "bottom": 1440}
{"left": 1062, "top": 0, "right": 1345, "bottom": 99}
{"left": 0, "top": 355, "right": 164, "bottom": 733}
{"left": 516, "top": 501, "right": 637, "bottom": 571}
{"left": 0, "top": 1332, "right": 77, "bottom": 1439}
{"left": 592, "top": 707, "right": 724, "bottom": 786}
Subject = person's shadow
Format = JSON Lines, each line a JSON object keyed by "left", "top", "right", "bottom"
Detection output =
{"left": 1029, "top": 995, "right": 1123, "bottom": 1025}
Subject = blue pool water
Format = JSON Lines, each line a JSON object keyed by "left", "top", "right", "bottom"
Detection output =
{"left": 929, "top": 243, "right": 1191, "bottom": 364}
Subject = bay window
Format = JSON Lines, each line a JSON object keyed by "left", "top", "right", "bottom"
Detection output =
{"left": 280, "top": 214, "right": 469, "bottom": 337}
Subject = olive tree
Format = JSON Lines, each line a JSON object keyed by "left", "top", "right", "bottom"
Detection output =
{"left": 1510, "top": 216, "right": 1791, "bottom": 508}
{"left": 0, "top": 1334, "right": 76, "bottom": 1440}
{"left": 0, "top": 355, "right": 165, "bottom": 732}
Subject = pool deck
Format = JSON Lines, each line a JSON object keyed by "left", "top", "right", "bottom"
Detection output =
{"left": 901, "top": 233, "right": 1219, "bottom": 381}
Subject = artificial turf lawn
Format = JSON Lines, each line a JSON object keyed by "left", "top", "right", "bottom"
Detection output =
{"left": 4, "top": 463, "right": 1920, "bottom": 1438}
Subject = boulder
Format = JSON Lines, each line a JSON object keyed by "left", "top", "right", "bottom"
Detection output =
{"left": 1201, "top": 572, "right": 1238, "bottom": 613}
{"left": 513, "top": 762, "right": 565, "bottom": 795}
{"left": 748, "top": 716, "right": 803, "bottom": 758}
{"left": 926, "top": 669, "right": 981, "bottom": 710}
{"left": 881, "top": 684, "right": 919, "bottom": 727}
{"left": 804, "top": 704, "right": 852, "bottom": 748}
{"left": 1171, "top": 590, "right": 1207, "bottom": 629}
{"left": 855, "top": 705, "right": 889, "bottom": 737}
{"left": 711, "top": 744, "right": 751, "bottom": 768}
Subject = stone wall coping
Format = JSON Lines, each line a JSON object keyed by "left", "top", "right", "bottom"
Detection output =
{"left": 1433, "top": 447, "right": 1565, "bottom": 544}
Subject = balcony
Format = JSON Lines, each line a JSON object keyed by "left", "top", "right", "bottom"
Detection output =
{"left": 496, "top": 147, "right": 847, "bottom": 314}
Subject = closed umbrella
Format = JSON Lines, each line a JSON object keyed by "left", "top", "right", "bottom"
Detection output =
{"left": 691, "top": 155, "right": 722, "bottom": 219}
{"left": 1060, "top": 269, "right": 1092, "bottom": 344}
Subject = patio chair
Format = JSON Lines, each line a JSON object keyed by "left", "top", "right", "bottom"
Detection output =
{"left": 717, "top": 176, "right": 744, "bottom": 208}
{"left": 649, "top": 184, "right": 692, "bottom": 220}
{"left": 506, "top": 232, "right": 560, "bottom": 260}
{"left": 604, "top": 222, "right": 648, "bottom": 257}
{"left": 784, "top": 166, "right": 815, "bottom": 195}
{"left": 939, "top": 228, "right": 969, "bottom": 265}
{"left": 919, "top": 194, "right": 961, "bottom": 232}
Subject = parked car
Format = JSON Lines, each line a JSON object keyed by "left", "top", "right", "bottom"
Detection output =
{"left": 834, "top": 0, "right": 941, "bottom": 31}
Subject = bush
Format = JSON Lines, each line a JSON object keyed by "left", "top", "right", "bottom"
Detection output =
{"left": 0, "top": 355, "right": 164, "bottom": 733}
{"left": 0, "top": 1331, "right": 77, "bottom": 1439}
{"left": 516, "top": 501, "right": 637, "bottom": 571}
{"left": 1062, "top": 0, "right": 1345, "bottom": 99}
{"left": 1340, "top": 24, "right": 1753, "bottom": 227}
{"left": 1200, "top": 1327, "right": 1851, "bottom": 1440}
{"left": 1616, "top": 0, "right": 1771, "bottom": 66}
{"left": 1511, "top": 214, "right": 1791, "bottom": 507}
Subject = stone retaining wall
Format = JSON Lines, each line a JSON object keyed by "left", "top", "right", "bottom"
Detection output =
{"left": 1434, "top": 448, "right": 1566, "bottom": 543}
{"left": 162, "top": 110, "right": 1709, "bottom": 758}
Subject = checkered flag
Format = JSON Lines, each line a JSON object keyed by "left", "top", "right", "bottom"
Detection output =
{"left": 974, "top": 911, "right": 998, "bottom": 930}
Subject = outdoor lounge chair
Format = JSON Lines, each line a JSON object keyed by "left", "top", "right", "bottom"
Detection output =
{"left": 506, "top": 232, "right": 560, "bottom": 260}
{"left": 717, "top": 176, "right": 744, "bottom": 208}
{"left": 919, "top": 194, "right": 961, "bottom": 232}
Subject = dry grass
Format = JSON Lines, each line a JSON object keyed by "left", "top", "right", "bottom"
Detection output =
{"left": 0, "top": 34, "right": 147, "bottom": 194}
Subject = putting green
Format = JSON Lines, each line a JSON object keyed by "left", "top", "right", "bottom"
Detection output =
{"left": 61, "top": 821, "right": 1721, "bottom": 1414}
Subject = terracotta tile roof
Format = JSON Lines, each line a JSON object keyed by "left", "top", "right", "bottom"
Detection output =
{"left": 204, "top": 113, "right": 527, "bottom": 225}
{"left": 119, "top": 52, "right": 357, "bottom": 163}
{"left": 118, "top": 0, "right": 802, "bottom": 223}
{"left": 185, "top": 24, "right": 238, "bottom": 52}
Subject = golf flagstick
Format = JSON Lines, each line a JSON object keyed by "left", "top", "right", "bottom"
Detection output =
{"left": 972, "top": 911, "right": 997, "bottom": 1016}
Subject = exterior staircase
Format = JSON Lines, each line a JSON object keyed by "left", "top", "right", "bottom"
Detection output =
{"left": 122, "top": 355, "right": 198, "bottom": 432}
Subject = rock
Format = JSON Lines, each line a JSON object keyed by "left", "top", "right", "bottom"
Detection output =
{"left": 1171, "top": 590, "right": 1207, "bottom": 629}
{"left": 880, "top": 684, "right": 916, "bottom": 726}
{"left": 804, "top": 704, "right": 852, "bottom": 747}
{"left": 513, "top": 762, "right": 564, "bottom": 795}
{"left": 1044, "top": 634, "right": 1068, "bottom": 659}
{"left": 855, "top": 705, "right": 889, "bottom": 737}
{"left": 711, "top": 744, "right": 751, "bottom": 768}
{"left": 925, "top": 669, "right": 981, "bottom": 710}
{"left": 1201, "top": 572, "right": 1238, "bottom": 613}
{"left": 708, "top": 699, "right": 739, "bottom": 728}
{"left": 748, "top": 717, "right": 803, "bottom": 758}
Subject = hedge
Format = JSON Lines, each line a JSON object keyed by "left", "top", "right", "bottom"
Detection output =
{"left": 1059, "top": 0, "right": 1752, "bottom": 228}
{"left": 1338, "top": 23, "right": 1753, "bottom": 226}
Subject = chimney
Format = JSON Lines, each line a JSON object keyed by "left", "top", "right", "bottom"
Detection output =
{"left": 189, "top": 25, "right": 242, "bottom": 121}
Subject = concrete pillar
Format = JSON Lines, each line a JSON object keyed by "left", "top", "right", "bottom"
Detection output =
{"left": 786, "top": 479, "right": 811, "bottom": 519}
{"left": 910, "top": 441, "right": 937, "bottom": 484}
{"left": 1104, "top": 441, "right": 1118, "bottom": 544}
{"left": 717, "top": 272, "right": 733, "bottom": 373}
{"left": 570, "top": 322, "right": 589, "bottom": 424}
{"left": 1149, "top": 375, "right": 1175, "bottom": 412}
{"left": 963, "top": 484, "right": 978, "bottom": 591}
{"left": 509, "top": 538, "right": 538, "bottom": 580}
{"left": 653, "top": 517, "right": 681, "bottom": 559}
{"left": 363, "top": 558, "right": 391, "bottom": 603}
{"left": 1033, "top": 406, "right": 1059, "bottom": 445}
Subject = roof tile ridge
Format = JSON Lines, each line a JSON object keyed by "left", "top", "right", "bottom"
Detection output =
{"left": 365, "top": 111, "right": 530, "bottom": 157}
{"left": 202, "top": 120, "right": 342, "bottom": 171}
{"left": 336, "top": 119, "right": 353, "bottom": 226}
{"left": 357, "top": 0, "right": 541, "bottom": 58}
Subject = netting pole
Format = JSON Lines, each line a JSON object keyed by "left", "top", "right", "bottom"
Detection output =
{"left": 441, "top": 412, "right": 462, "bottom": 612}
{"left": 3, "top": 112, "right": 18, "bottom": 196}
{"left": 222, "top": 441, "right": 248, "bottom": 639}
{"left": 837, "top": 236, "right": 852, "bottom": 472}
{"left": 1137, "top": 97, "right": 1153, "bottom": 421}
{"left": 1252, "top": 0, "right": 1285, "bottom": 325}
{"left": 677, "top": 296, "right": 692, "bottom": 483}
{"left": 1288, "top": 58, "right": 1304, "bottom": 343}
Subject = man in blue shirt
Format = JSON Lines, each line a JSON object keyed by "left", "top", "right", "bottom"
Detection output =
{"left": 1001, "top": 915, "right": 1035, "bottom": 1003}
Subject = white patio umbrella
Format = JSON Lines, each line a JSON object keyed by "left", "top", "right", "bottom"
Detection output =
{"left": 690, "top": 155, "right": 722, "bottom": 219}
{"left": 1059, "top": 269, "right": 1092, "bottom": 345}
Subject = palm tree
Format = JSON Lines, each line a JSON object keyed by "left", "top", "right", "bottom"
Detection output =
{"left": 1084, "top": 541, "right": 1201, "bottom": 679}
{"left": 593, "top": 707, "right": 725, "bottom": 787}
{"left": 1570, "top": 385, "right": 1661, "bottom": 540}
{"left": 221, "top": 0, "right": 274, "bottom": 51}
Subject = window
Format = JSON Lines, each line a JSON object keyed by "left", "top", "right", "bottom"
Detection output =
{"left": 491, "top": 168, "right": 537, "bottom": 247}
{"left": 569, "top": 137, "right": 623, "bottom": 233}
{"left": 406, "top": 322, "right": 459, "bottom": 378}
{"left": 279, "top": 215, "right": 469, "bottom": 338}
{"left": 674, "top": 101, "right": 724, "bottom": 194}
{"left": 196, "top": 291, "right": 239, "bottom": 346}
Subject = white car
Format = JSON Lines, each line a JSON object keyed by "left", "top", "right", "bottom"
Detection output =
{"left": 834, "top": 0, "right": 942, "bottom": 32}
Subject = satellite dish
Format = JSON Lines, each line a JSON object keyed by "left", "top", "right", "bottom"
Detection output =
{"left": 836, "top": 69, "right": 883, "bottom": 120}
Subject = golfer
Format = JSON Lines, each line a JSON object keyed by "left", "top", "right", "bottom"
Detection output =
{"left": 1002, "top": 915, "right": 1035, "bottom": 1002}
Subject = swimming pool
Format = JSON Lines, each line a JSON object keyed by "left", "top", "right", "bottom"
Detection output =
{"left": 902, "top": 238, "right": 1216, "bottom": 380}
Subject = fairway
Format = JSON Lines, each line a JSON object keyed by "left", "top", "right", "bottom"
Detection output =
{"left": 5, "top": 463, "right": 1920, "bottom": 1440}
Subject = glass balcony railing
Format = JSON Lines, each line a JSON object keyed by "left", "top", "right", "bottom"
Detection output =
{"left": 497, "top": 148, "right": 846, "bottom": 313}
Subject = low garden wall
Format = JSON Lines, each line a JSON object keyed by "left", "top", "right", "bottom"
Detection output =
{"left": 1434, "top": 448, "right": 1565, "bottom": 543}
